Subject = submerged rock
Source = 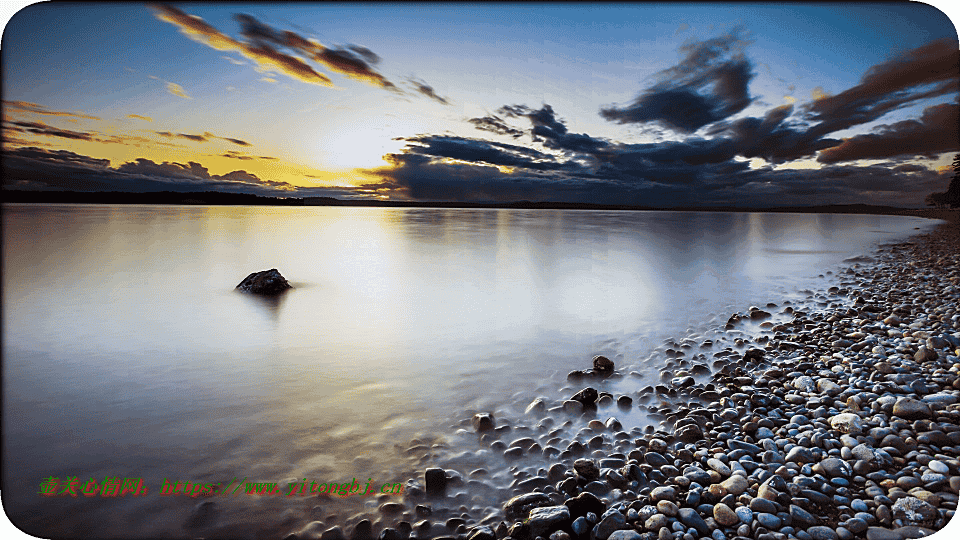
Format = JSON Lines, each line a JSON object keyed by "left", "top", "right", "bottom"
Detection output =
{"left": 236, "top": 268, "right": 292, "bottom": 294}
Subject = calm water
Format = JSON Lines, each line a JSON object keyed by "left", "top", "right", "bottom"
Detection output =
{"left": 1, "top": 204, "right": 938, "bottom": 538}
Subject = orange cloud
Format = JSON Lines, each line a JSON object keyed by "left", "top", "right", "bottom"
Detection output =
{"left": 4, "top": 100, "right": 100, "bottom": 120}
{"left": 127, "top": 114, "right": 153, "bottom": 121}
{"left": 152, "top": 4, "right": 333, "bottom": 87}
{"left": 166, "top": 82, "right": 191, "bottom": 99}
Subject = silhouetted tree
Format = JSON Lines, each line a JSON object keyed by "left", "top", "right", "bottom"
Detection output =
{"left": 948, "top": 153, "right": 960, "bottom": 208}
{"left": 928, "top": 153, "right": 960, "bottom": 209}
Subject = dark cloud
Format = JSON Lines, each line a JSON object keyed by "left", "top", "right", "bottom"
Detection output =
{"left": 3, "top": 100, "right": 100, "bottom": 120}
{"left": 705, "top": 105, "right": 840, "bottom": 163}
{"left": 468, "top": 115, "right": 525, "bottom": 138}
{"left": 219, "top": 136, "right": 253, "bottom": 146}
{"left": 153, "top": 131, "right": 253, "bottom": 146}
{"left": 409, "top": 79, "right": 450, "bottom": 105}
{"left": 7, "top": 147, "right": 110, "bottom": 168}
{"left": 348, "top": 45, "right": 380, "bottom": 64}
{"left": 398, "top": 134, "right": 567, "bottom": 171}
{"left": 805, "top": 38, "right": 960, "bottom": 138}
{"left": 816, "top": 102, "right": 960, "bottom": 163}
{"left": 600, "top": 27, "right": 754, "bottom": 133}
{"left": 233, "top": 11, "right": 397, "bottom": 90}
{"left": 6, "top": 120, "right": 97, "bottom": 141}
{"left": 2, "top": 146, "right": 382, "bottom": 199}
{"left": 496, "top": 104, "right": 610, "bottom": 154}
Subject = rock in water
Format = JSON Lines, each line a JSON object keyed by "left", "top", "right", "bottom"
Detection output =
{"left": 593, "top": 355, "right": 615, "bottom": 373}
{"left": 236, "top": 269, "right": 292, "bottom": 294}
{"left": 472, "top": 413, "right": 495, "bottom": 432}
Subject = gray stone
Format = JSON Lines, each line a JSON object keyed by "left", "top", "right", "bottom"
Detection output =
{"left": 528, "top": 506, "right": 571, "bottom": 538}
{"left": 891, "top": 496, "right": 938, "bottom": 527}
{"left": 677, "top": 508, "right": 710, "bottom": 536}
{"left": 574, "top": 459, "right": 600, "bottom": 481}
{"left": 756, "top": 512, "right": 781, "bottom": 529}
{"left": 820, "top": 457, "right": 851, "bottom": 477}
{"left": 892, "top": 398, "right": 933, "bottom": 420}
{"left": 707, "top": 458, "right": 731, "bottom": 477}
{"left": 830, "top": 413, "right": 864, "bottom": 435}
{"left": 789, "top": 505, "right": 818, "bottom": 527}
{"left": 806, "top": 526, "right": 839, "bottom": 540}
{"left": 721, "top": 474, "right": 749, "bottom": 496}
{"left": 607, "top": 532, "right": 642, "bottom": 540}
{"left": 571, "top": 517, "right": 590, "bottom": 536}
{"left": 594, "top": 511, "right": 626, "bottom": 540}
{"left": 785, "top": 446, "right": 817, "bottom": 464}
{"left": 650, "top": 486, "right": 676, "bottom": 502}
{"left": 467, "top": 527, "right": 496, "bottom": 540}
{"left": 504, "top": 492, "right": 552, "bottom": 519}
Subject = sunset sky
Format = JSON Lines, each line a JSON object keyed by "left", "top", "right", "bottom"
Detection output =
{"left": 2, "top": 2, "right": 958, "bottom": 206}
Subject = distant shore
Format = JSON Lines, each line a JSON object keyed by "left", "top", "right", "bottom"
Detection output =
{"left": 3, "top": 189, "right": 957, "bottom": 223}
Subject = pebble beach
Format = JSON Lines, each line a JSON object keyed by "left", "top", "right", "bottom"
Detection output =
{"left": 282, "top": 212, "right": 960, "bottom": 540}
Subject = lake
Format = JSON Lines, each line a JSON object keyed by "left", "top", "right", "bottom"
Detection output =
{"left": 1, "top": 204, "right": 938, "bottom": 538}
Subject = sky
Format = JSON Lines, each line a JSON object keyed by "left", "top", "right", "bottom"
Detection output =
{"left": 1, "top": 2, "right": 958, "bottom": 207}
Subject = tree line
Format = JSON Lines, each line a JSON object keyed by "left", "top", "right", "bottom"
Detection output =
{"left": 926, "top": 153, "right": 960, "bottom": 209}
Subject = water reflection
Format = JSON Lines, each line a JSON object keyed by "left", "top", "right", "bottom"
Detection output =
{"left": 2, "top": 204, "right": 941, "bottom": 539}
{"left": 235, "top": 288, "right": 291, "bottom": 320}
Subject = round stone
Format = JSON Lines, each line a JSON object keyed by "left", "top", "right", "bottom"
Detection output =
{"left": 713, "top": 503, "right": 739, "bottom": 526}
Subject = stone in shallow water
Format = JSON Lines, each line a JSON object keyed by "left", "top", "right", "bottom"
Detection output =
{"left": 472, "top": 413, "right": 495, "bottom": 432}
{"left": 425, "top": 468, "right": 447, "bottom": 497}
{"left": 594, "top": 355, "right": 615, "bottom": 373}
{"left": 574, "top": 459, "right": 600, "bottom": 481}
{"left": 504, "top": 492, "right": 552, "bottom": 519}
{"left": 236, "top": 268, "right": 292, "bottom": 294}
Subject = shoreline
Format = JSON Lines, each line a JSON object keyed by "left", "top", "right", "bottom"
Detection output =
{"left": 278, "top": 217, "right": 960, "bottom": 540}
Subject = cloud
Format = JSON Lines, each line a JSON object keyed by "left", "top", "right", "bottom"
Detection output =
{"left": 219, "top": 136, "right": 252, "bottom": 146}
{"left": 3, "top": 146, "right": 379, "bottom": 199}
{"left": 398, "top": 134, "right": 567, "bottom": 171}
{"left": 152, "top": 5, "right": 333, "bottom": 87}
{"left": 167, "top": 82, "right": 191, "bottom": 99}
{"left": 498, "top": 104, "right": 610, "bottom": 154}
{"left": 155, "top": 6, "right": 442, "bottom": 99}
{"left": 409, "top": 79, "right": 449, "bottom": 105}
{"left": 127, "top": 114, "right": 153, "bottom": 121}
{"left": 600, "top": 27, "right": 754, "bottom": 133}
{"left": 347, "top": 45, "right": 380, "bottom": 64}
{"left": 3, "top": 100, "right": 100, "bottom": 120}
{"left": 805, "top": 38, "right": 960, "bottom": 137}
{"left": 219, "top": 150, "right": 276, "bottom": 160}
{"left": 5, "top": 119, "right": 97, "bottom": 141}
{"left": 153, "top": 131, "right": 252, "bottom": 146}
{"left": 468, "top": 115, "right": 525, "bottom": 138}
{"left": 234, "top": 12, "right": 395, "bottom": 89}
{"left": 816, "top": 102, "right": 960, "bottom": 163}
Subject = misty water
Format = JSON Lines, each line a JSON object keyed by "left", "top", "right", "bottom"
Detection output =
{"left": 1, "top": 204, "right": 939, "bottom": 538}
